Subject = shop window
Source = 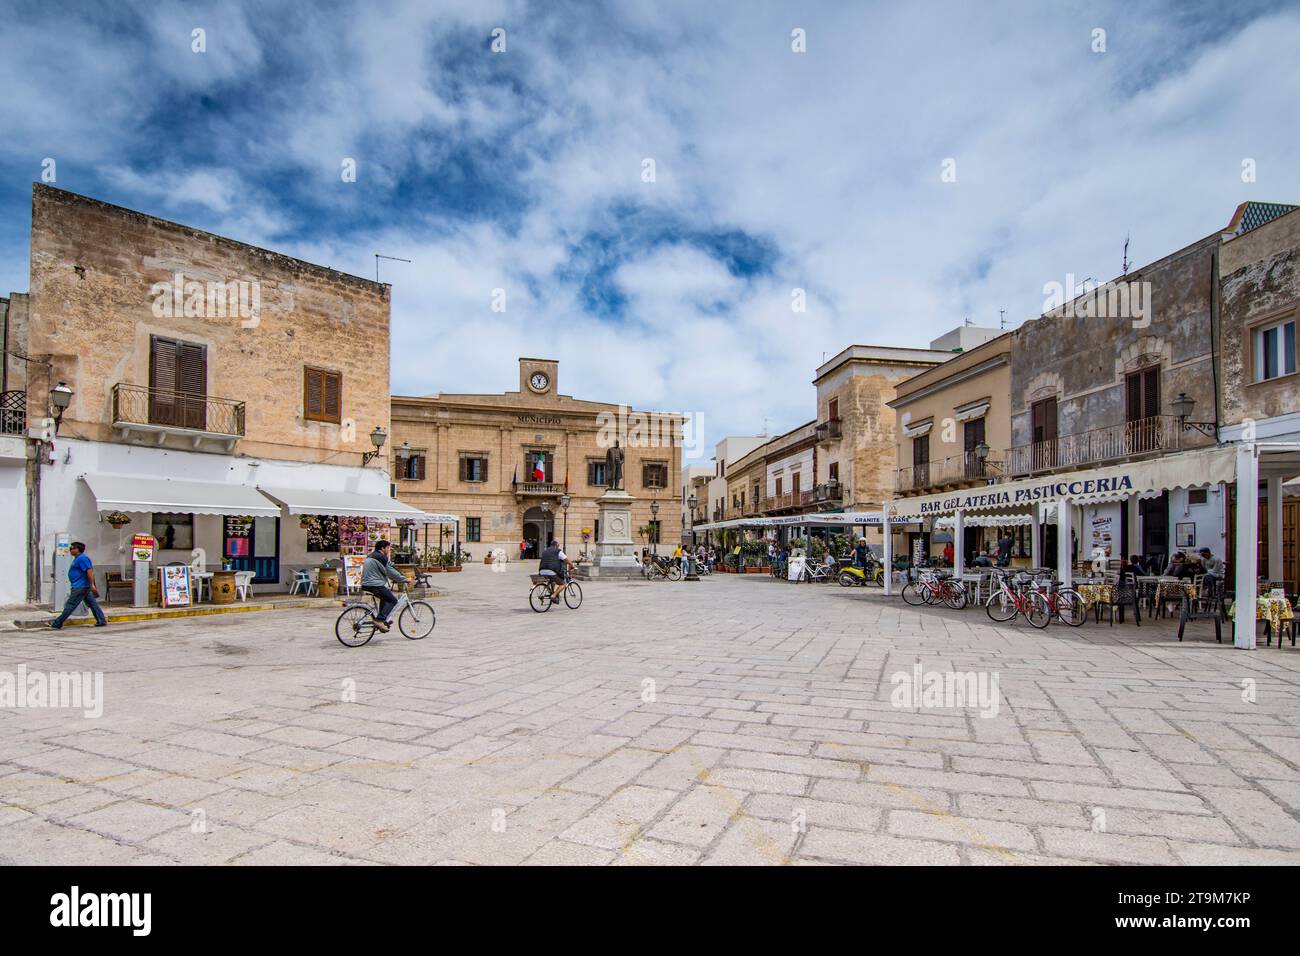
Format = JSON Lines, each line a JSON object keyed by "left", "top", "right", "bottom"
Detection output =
{"left": 304, "top": 515, "right": 339, "bottom": 552}
{"left": 151, "top": 513, "right": 194, "bottom": 550}
{"left": 1188, "top": 489, "right": 1208, "bottom": 506}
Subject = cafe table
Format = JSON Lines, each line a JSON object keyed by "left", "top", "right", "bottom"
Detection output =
{"left": 1228, "top": 595, "right": 1296, "bottom": 647}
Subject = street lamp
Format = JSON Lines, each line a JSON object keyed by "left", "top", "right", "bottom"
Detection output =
{"left": 541, "top": 498, "right": 552, "bottom": 547}
{"left": 50, "top": 380, "right": 73, "bottom": 433}
{"left": 559, "top": 491, "right": 571, "bottom": 553}
{"left": 1171, "top": 392, "right": 1215, "bottom": 438}
{"left": 362, "top": 426, "right": 388, "bottom": 465}
{"left": 650, "top": 496, "right": 660, "bottom": 555}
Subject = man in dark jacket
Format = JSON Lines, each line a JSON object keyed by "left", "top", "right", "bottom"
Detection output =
{"left": 538, "top": 539, "right": 572, "bottom": 601}
{"left": 361, "top": 539, "right": 407, "bottom": 632}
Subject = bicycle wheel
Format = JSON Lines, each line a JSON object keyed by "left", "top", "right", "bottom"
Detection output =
{"left": 564, "top": 581, "right": 583, "bottom": 609}
{"left": 901, "top": 582, "right": 927, "bottom": 606}
{"left": 943, "top": 582, "right": 968, "bottom": 610}
{"left": 1055, "top": 589, "right": 1086, "bottom": 627}
{"left": 985, "top": 591, "right": 1017, "bottom": 623}
{"left": 667, "top": 565, "right": 683, "bottom": 582}
{"left": 335, "top": 605, "right": 376, "bottom": 647}
{"left": 398, "top": 600, "right": 436, "bottom": 639}
{"left": 1024, "top": 591, "right": 1052, "bottom": 629}
{"left": 921, "top": 582, "right": 943, "bottom": 605}
{"left": 529, "top": 583, "right": 553, "bottom": 612}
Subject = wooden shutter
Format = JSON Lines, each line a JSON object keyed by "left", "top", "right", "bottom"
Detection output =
{"left": 1125, "top": 372, "right": 1142, "bottom": 423}
{"left": 304, "top": 368, "right": 324, "bottom": 420}
{"left": 323, "top": 371, "right": 341, "bottom": 422}
{"left": 1142, "top": 367, "right": 1160, "bottom": 417}
{"left": 149, "top": 337, "right": 178, "bottom": 425}
{"left": 828, "top": 398, "right": 839, "bottom": 421}
{"left": 178, "top": 341, "right": 207, "bottom": 429}
{"left": 409, "top": 455, "right": 424, "bottom": 480}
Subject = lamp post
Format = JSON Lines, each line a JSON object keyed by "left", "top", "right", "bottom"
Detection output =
{"left": 650, "top": 496, "right": 660, "bottom": 556}
{"left": 362, "top": 426, "right": 388, "bottom": 465}
{"left": 687, "top": 493, "right": 698, "bottom": 545}
{"left": 541, "top": 498, "right": 552, "bottom": 548}
{"left": 559, "top": 492, "right": 571, "bottom": 553}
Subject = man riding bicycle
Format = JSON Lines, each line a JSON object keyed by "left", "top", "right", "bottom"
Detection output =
{"left": 361, "top": 539, "right": 408, "bottom": 633}
{"left": 538, "top": 538, "right": 573, "bottom": 602}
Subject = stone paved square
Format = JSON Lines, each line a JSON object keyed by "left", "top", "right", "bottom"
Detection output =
{"left": 2, "top": 566, "right": 1299, "bottom": 865}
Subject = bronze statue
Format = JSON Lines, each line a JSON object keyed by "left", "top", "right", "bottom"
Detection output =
{"left": 605, "top": 440, "right": 624, "bottom": 490}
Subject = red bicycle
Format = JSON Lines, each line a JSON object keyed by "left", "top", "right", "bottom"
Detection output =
{"left": 985, "top": 571, "right": 1050, "bottom": 628}
{"left": 902, "top": 569, "right": 968, "bottom": 610}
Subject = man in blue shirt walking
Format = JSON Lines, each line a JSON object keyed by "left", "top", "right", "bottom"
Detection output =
{"left": 49, "top": 542, "right": 107, "bottom": 629}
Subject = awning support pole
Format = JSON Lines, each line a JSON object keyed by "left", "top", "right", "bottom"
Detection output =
{"left": 1235, "top": 445, "right": 1259, "bottom": 649}
{"left": 1057, "top": 498, "right": 1074, "bottom": 587}
{"left": 1031, "top": 507, "right": 1041, "bottom": 568}
{"left": 882, "top": 508, "right": 893, "bottom": 596}
{"left": 953, "top": 509, "right": 965, "bottom": 577}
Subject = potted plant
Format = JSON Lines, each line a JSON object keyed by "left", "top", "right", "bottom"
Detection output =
{"left": 103, "top": 511, "right": 131, "bottom": 530}
{"left": 441, "top": 550, "right": 462, "bottom": 572}
{"left": 419, "top": 547, "right": 443, "bottom": 572}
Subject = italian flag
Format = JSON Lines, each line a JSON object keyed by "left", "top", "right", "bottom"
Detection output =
{"left": 531, "top": 453, "right": 545, "bottom": 481}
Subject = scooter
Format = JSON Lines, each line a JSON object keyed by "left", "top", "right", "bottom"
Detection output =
{"left": 837, "top": 557, "right": 884, "bottom": 587}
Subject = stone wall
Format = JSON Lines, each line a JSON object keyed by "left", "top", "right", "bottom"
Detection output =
{"left": 24, "top": 184, "right": 391, "bottom": 464}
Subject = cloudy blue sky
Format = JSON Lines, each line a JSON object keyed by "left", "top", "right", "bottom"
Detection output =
{"left": 2, "top": 0, "right": 1298, "bottom": 458}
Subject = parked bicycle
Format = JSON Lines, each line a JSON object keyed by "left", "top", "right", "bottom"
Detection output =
{"left": 984, "top": 571, "right": 1050, "bottom": 628}
{"left": 643, "top": 555, "right": 683, "bottom": 582}
{"left": 335, "top": 585, "right": 436, "bottom": 647}
{"left": 529, "top": 573, "right": 583, "bottom": 612}
{"left": 1029, "top": 578, "right": 1086, "bottom": 627}
{"left": 902, "top": 569, "right": 968, "bottom": 609}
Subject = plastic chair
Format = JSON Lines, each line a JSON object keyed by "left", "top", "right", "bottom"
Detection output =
{"left": 289, "top": 568, "right": 313, "bottom": 596}
{"left": 234, "top": 571, "right": 254, "bottom": 602}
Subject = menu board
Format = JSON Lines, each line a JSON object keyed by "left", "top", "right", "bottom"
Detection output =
{"left": 339, "top": 516, "right": 370, "bottom": 552}
{"left": 159, "top": 565, "right": 192, "bottom": 607}
{"left": 224, "top": 515, "right": 253, "bottom": 558}
{"left": 343, "top": 554, "right": 366, "bottom": 590}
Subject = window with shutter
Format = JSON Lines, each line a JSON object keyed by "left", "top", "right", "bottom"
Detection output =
{"left": 149, "top": 336, "right": 206, "bottom": 429}
{"left": 304, "top": 367, "right": 342, "bottom": 424}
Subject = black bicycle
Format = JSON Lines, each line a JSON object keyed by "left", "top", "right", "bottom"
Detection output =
{"left": 529, "top": 573, "right": 583, "bottom": 612}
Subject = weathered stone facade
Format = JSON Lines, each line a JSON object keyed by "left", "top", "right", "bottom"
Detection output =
{"left": 23, "top": 184, "right": 391, "bottom": 463}
{"left": 390, "top": 359, "right": 683, "bottom": 556}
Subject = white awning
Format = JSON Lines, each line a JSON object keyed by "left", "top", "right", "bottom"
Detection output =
{"left": 934, "top": 513, "right": 1032, "bottom": 528}
{"left": 257, "top": 486, "right": 428, "bottom": 521}
{"left": 692, "top": 512, "right": 920, "bottom": 531}
{"left": 82, "top": 474, "right": 281, "bottom": 517}
{"left": 953, "top": 400, "right": 991, "bottom": 423}
{"left": 886, "top": 446, "right": 1237, "bottom": 520}
{"left": 901, "top": 418, "right": 934, "bottom": 438}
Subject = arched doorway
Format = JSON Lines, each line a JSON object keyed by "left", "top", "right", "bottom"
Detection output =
{"left": 522, "top": 506, "right": 554, "bottom": 559}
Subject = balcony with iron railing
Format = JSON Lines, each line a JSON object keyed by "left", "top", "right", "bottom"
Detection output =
{"left": 111, "top": 383, "right": 245, "bottom": 448}
{"left": 514, "top": 481, "right": 566, "bottom": 498}
{"left": 1005, "top": 415, "right": 1184, "bottom": 477}
{"left": 814, "top": 480, "right": 843, "bottom": 502}
{"left": 814, "top": 418, "right": 843, "bottom": 442}
{"left": 0, "top": 390, "right": 26, "bottom": 436}
{"left": 895, "top": 450, "right": 1005, "bottom": 494}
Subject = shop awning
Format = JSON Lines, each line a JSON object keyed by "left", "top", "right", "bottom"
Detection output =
{"left": 413, "top": 512, "right": 460, "bottom": 524}
{"left": 693, "top": 512, "right": 919, "bottom": 532}
{"left": 934, "top": 513, "right": 1032, "bottom": 527}
{"left": 82, "top": 474, "right": 281, "bottom": 518}
{"left": 886, "top": 446, "right": 1237, "bottom": 520}
{"left": 257, "top": 486, "right": 429, "bottom": 521}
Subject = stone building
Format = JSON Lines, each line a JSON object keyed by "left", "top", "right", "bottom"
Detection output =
{"left": 389, "top": 359, "right": 684, "bottom": 559}
{"left": 1217, "top": 201, "right": 1300, "bottom": 591}
{"left": 6, "top": 184, "right": 420, "bottom": 603}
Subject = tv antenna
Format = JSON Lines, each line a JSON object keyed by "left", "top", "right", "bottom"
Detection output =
{"left": 1122, "top": 234, "right": 1130, "bottom": 276}
{"left": 999, "top": 309, "right": 1006, "bottom": 329}
{"left": 375, "top": 253, "right": 412, "bottom": 283}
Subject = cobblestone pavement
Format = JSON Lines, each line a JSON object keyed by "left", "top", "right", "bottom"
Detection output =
{"left": 2, "top": 565, "right": 1299, "bottom": 865}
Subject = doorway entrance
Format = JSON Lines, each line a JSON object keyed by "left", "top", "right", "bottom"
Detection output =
{"left": 522, "top": 506, "right": 554, "bottom": 559}
{"left": 1139, "top": 493, "right": 1169, "bottom": 568}
{"left": 223, "top": 515, "right": 280, "bottom": 583}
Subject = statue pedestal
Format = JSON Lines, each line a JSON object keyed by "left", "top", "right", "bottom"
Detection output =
{"left": 588, "top": 488, "right": 641, "bottom": 580}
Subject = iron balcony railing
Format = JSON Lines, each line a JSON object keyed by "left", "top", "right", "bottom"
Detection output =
{"left": 815, "top": 481, "right": 843, "bottom": 502}
{"left": 814, "top": 418, "right": 843, "bottom": 441}
{"left": 112, "top": 383, "right": 245, "bottom": 436}
{"left": 0, "top": 390, "right": 26, "bottom": 436}
{"left": 1005, "top": 415, "right": 1183, "bottom": 477}
{"left": 514, "top": 481, "right": 565, "bottom": 496}
{"left": 895, "top": 450, "right": 1004, "bottom": 493}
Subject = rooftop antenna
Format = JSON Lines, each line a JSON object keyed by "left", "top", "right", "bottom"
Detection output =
{"left": 964, "top": 316, "right": 972, "bottom": 327}
{"left": 762, "top": 417, "right": 770, "bottom": 437}
{"left": 999, "top": 309, "right": 1006, "bottom": 329}
{"left": 375, "top": 253, "right": 412, "bottom": 283}
{"left": 1122, "top": 234, "right": 1130, "bottom": 276}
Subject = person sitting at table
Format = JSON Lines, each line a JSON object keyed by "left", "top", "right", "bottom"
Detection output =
{"left": 1198, "top": 548, "right": 1224, "bottom": 586}
{"left": 1162, "top": 552, "right": 1186, "bottom": 576}
{"left": 1120, "top": 554, "right": 1146, "bottom": 580}
{"left": 972, "top": 550, "right": 993, "bottom": 568}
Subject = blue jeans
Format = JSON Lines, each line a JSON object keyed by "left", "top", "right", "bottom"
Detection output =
{"left": 363, "top": 585, "right": 398, "bottom": 622}
{"left": 52, "top": 587, "right": 107, "bottom": 627}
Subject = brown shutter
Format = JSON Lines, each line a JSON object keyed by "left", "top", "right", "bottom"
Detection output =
{"left": 149, "top": 337, "right": 178, "bottom": 425}
{"left": 323, "top": 371, "right": 341, "bottom": 422}
{"left": 1126, "top": 372, "right": 1142, "bottom": 423}
{"left": 1143, "top": 367, "right": 1160, "bottom": 417}
{"left": 177, "top": 342, "right": 207, "bottom": 429}
{"left": 304, "top": 368, "right": 323, "bottom": 419}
